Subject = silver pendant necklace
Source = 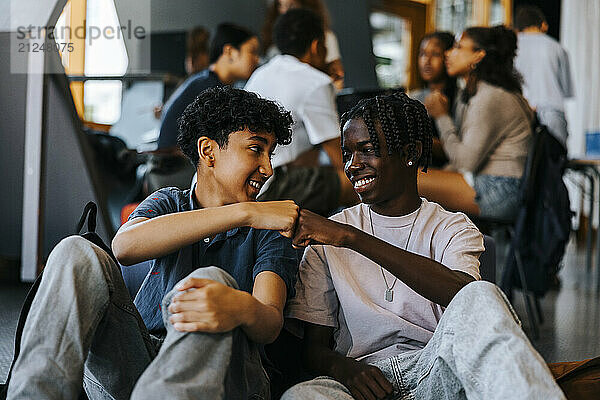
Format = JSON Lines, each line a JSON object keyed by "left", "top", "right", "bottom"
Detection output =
{"left": 368, "top": 201, "right": 422, "bottom": 302}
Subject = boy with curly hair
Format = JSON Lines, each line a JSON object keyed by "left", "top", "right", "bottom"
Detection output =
{"left": 7, "top": 87, "right": 300, "bottom": 400}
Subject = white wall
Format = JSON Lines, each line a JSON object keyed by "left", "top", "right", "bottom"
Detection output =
{"left": 0, "top": 0, "right": 62, "bottom": 33}
{"left": 561, "top": 0, "right": 600, "bottom": 227}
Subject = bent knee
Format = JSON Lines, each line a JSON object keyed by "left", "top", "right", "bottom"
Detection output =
{"left": 281, "top": 377, "right": 352, "bottom": 400}
{"left": 451, "top": 280, "right": 513, "bottom": 313}
{"left": 460, "top": 279, "right": 498, "bottom": 295}
{"left": 185, "top": 266, "right": 239, "bottom": 288}
{"left": 46, "top": 235, "right": 114, "bottom": 279}
{"left": 54, "top": 235, "right": 96, "bottom": 255}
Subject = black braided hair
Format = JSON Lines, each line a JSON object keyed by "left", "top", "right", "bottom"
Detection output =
{"left": 340, "top": 91, "right": 433, "bottom": 172}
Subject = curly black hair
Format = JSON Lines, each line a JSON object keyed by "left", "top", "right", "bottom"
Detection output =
{"left": 177, "top": 86, "right": 293, "bottom": 167}
{"left": 340, "top": 91, "right": 433, "bottom": 172}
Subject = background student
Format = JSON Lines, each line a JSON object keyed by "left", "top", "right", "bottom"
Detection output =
{"left": 246, "top": 9, "right": 357, "bottom": 216}
{"left": 420, "top": 25, "right": 532, "bottom": 221}
{"left": 410, "top": 31, "right": 457, "bottom": 166}
{"left": 261, "top": 0, "right": 345, "bottom": 90}
{"left": 514, "top": 5, "right": 574, "bottom": 148}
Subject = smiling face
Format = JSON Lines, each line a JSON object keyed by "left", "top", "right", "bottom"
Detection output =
{"left": 445, "top": 33, "right": 485, "bottom": 78}
{"left": 209, "top": 129, "right": 276, "bottom": 204}
{"left": 342, "top": 118, "right": 414, "bottom": 210}
{"left": 418, "top": 37, "right": 447, "bottom": 83}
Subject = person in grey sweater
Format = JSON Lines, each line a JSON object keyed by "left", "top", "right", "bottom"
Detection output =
{"left": 420, "top": 25, "right": 533, "bottom": 220}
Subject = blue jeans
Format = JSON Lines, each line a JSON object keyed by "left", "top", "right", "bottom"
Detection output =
{"left": 473, "top": 174, "right": 521, "bottom": 220}
{"left": 282, "top": 281, "right": 565, "bottom": 400}
{"left": 6, "top": 236, "right": 269, "bottom": 400}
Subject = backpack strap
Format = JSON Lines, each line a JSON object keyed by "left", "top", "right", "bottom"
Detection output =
{"left": 0, "top": 201, "right": 109, "bottom": 398}
{"left": 77, "top": 202, "right": 118, "bottom": 264}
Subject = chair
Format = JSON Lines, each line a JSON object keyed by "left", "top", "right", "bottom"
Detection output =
{"left": 474, "top": 119, "right": 571, "bottom": 340}
{"left": 480, "top": 235, "right": 496, "bottom": 283}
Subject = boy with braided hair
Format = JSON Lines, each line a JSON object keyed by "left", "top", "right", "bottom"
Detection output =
{"left": 282, "top": 92, "right": 565, "bottom": 399}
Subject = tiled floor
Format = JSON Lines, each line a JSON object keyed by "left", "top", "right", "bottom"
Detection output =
{"left": 0, "top": 234, "right": 599, "bottom": 385}
{"left": 0, "top": 281, "right": 31, "bottom": 383}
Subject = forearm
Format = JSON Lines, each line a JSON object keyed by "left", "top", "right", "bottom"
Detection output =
{"left": 344, "top": 227, "right": 473, "bottom": 307}
{"left": 238, "top": 291, "right": 283, "bottom": 344}
{"left": 113, "top": 203, "right": 250, "bottom": 265}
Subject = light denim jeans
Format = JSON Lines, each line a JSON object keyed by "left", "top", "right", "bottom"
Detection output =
{"left": 6, "top": 236, "right": 269, "bottom": 400}
{"left": 473, "top": 174, "right": 521, "bottom": 221}
{"left": 282, "top": 281, "right": 566, "bottom": 400}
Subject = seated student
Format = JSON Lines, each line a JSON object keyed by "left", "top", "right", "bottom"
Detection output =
{"left": 421, "top": 26, "right": 533, "bottom": 220}
{"left": 411, "top": 31, "right": 457, "bottom": 108}
{"left": 261, "top": 0, "right": 345, "bottom": 90}
{"left": 153, "top": 26, "right": 211, "bottom": 120}
{"left": 245, "top": 9, "right": 357, "bottom": 216}
{"left": 148, "top": 23, "right": 260, "bottom": 194}
{"left": 157, "top": 23, "right": 260, "bottom": 149}
{"left": 7, "top": 87, "right": 300, "bottom": 400}
{"left": 281, "top": 92, "right": 565, "bottom": 399}
{"left": 410, "top": 31, "right": 457, "bottom": 167}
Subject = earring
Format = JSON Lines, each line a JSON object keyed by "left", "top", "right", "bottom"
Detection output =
{"left": 470, "top": 63, "right": 477, "bottom": 70}
{"left": 408, "top": 161, "right": 413, "bottom": 166}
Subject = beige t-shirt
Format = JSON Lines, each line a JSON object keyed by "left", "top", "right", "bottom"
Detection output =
{"left": 286, "top": 199, "right": 484, "bottom": 363}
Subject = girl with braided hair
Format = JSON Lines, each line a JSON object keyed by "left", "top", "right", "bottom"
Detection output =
{"left": 422, "top": 25, "right": 533, "bottom": 220}
{"left": 281, "top": 92, "right": 563, "bottom": 399}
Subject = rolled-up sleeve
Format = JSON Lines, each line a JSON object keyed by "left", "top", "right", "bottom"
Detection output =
{"left": 299, "top": 83, "right": 340, "bottom": 146}
{"left": 439, "top": 225, "right": 484, "bottom": 281}
{"left": 253, "top": 230, "right": 299, "bottom": 300}
{"left": 285, "top": 245, "right": 340, "bottom": 328}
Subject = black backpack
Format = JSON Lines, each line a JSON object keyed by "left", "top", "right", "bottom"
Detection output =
{"left": 501, "top": 121, "right": 572, "bottom": 296}
{"left": 0, "top": 202, "right": 114, "bottom": 399}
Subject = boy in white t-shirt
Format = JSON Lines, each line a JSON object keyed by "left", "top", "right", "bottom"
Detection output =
{"left": 282, "top": 93, "right": 565, "bottom": 399}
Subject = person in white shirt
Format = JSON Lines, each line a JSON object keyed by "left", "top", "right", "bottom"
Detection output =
{"left": 514, "top": 5, "right": 574, "bottom": 147}
{"left": 281, "top": 92, "right": 565, "bottom": 400}
{"left": 261, "top": 0, "right": 345, "bottom": 90}
{"left": 246, "top": 9, "right": 356, "bottom": 216}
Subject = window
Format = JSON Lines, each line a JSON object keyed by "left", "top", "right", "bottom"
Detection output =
{"left": 436, "top": 0, "right": 474, "bottom": 34}
{"left": 83, "top": 0, "right": 128, "bottom": 124}
{"left": 370, "top": 11, "right": 411, "bottom": 89}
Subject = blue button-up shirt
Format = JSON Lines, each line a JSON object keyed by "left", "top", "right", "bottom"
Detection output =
{"left": 128, "top": 185, "right": 299, "bottom": 333}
